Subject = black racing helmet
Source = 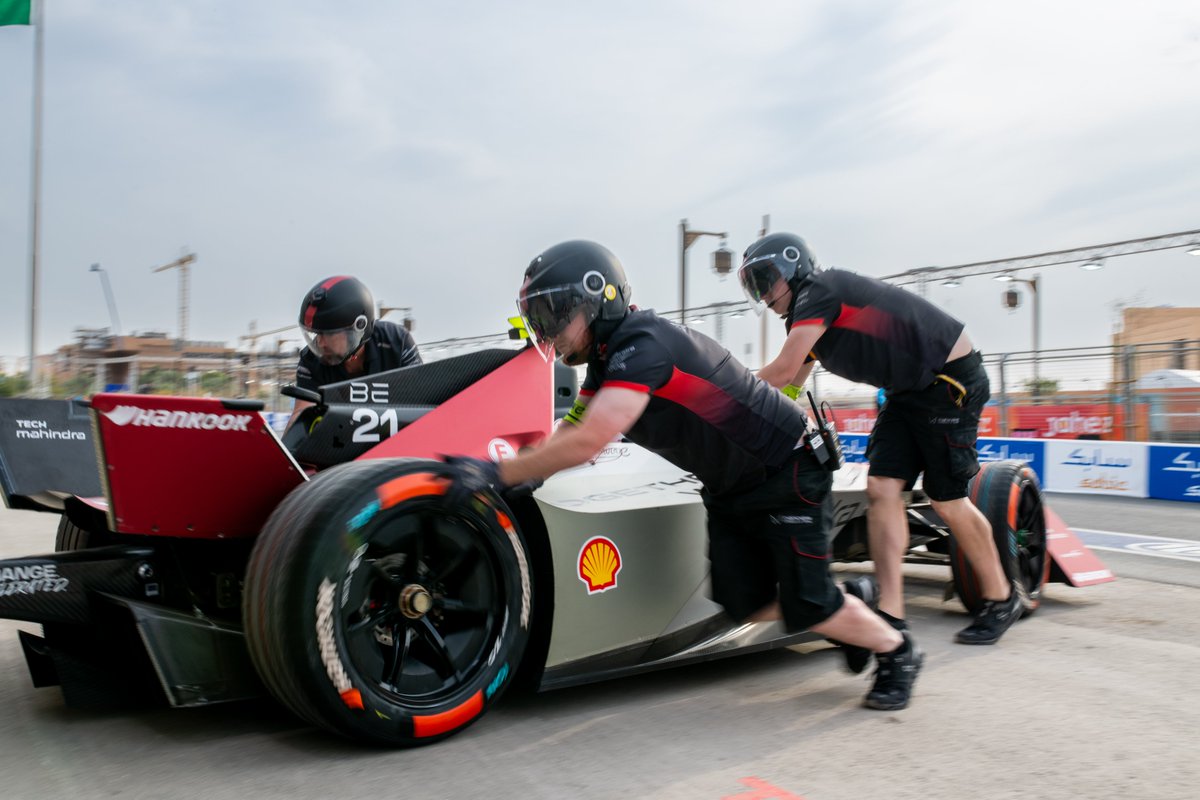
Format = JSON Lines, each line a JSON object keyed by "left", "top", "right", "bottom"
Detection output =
{"left": 738, "top": 233, "right": 819, "bottom": 312}
{"left": 298, "top": 275, "right": 376, "bottom": 365}
{"left": 517, "top": 240, "right": 631, "bottom": 358}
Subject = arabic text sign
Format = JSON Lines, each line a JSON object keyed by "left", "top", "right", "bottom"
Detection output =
{"left": 1147, "top": 445, "right": 1200, "bottom": 504}
{"left": 839, "top": 433, "right": 869, "bottom": 464}
{"left": 976, "top": 438, "right": 1045, "bottom": 483}
{"left": 1044, "top": 440, "right": 1148, "bottom": 497}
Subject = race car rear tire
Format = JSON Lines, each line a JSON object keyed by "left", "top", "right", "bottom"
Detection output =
{"left": 949, "top": 459, "right": 1049, "bottom": 615}
{"left": 54, "top": 515, "right": 111, "bottom": 551}
{"left": 243, "top": 457, "right": 533, "bottom": 746}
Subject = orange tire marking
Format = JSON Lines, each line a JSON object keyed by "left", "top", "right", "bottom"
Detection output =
{"left": 376, "top": 473, "right": 447, "bottom": 509}
{"left": 413, "top": 691, "right": 484, "bottom": 738}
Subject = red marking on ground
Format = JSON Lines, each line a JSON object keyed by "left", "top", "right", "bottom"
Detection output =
{"left": 721, "top": 776, "right": 808, "bottom": 800}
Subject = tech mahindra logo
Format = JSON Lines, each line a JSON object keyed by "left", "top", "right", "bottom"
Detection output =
{"left": 102, "top": 405, "right": 253, "bottom": 432}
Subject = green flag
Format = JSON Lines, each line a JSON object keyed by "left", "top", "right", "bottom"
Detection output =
{"left": 0, "top": 0, "right": 32, "bottom": 26}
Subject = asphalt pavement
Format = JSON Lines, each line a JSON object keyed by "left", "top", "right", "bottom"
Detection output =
{"left": 1, "top": 497, "right": 1197, "bottom": 800}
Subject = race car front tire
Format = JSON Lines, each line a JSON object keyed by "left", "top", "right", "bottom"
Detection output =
{"left": 243, "top": 457, "right": 533, "bottom": 746}
{"left": 949, "top": 459, "right": 1050, "bottom": 615}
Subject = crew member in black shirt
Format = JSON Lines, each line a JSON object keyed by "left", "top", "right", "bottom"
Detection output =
{"left": 285, "top": 275, "right": 421, "bottom": 431}
{"left": 446, "top": 240, "right": 923, "bottom": 710}
{"left": 738, "top": 233, "right": 1022, "bottom": 645}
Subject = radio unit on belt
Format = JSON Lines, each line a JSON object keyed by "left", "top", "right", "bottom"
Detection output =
{"left": 803, "top": 391, "right": 843, "bottom": 471}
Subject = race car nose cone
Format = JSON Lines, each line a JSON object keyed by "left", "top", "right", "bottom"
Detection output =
{"left": 400, "top": 584, "right": 434, "bottom": 619}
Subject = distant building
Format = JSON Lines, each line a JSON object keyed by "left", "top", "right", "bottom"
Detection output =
{"left": 1112, "top": 307, "right": 1200, "bottom": 380}
{"left": 51, "top": 329, "right": 241, "bottom": 394}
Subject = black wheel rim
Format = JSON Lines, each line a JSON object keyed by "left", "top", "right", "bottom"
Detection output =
{"left": 338, "top": 501, "right": 507, "bottom": 707}
{"left": 1011, "top": 483, "right": 1048, "bottom": 597}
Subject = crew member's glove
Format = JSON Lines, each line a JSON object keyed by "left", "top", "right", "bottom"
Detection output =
{"left": 781, "top": 383, "right": 803, "bottom": 401}
{"left": 442, "top": 456, "right": 506, "bottom": 508}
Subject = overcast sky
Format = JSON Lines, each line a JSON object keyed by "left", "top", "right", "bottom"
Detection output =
{"left": 2, "top": 0, "right": 1198, "bottom": 373}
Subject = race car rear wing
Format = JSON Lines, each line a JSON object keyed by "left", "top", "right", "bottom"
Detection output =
{"left": 90, "top": 395, "right": 306, "bottom": 539}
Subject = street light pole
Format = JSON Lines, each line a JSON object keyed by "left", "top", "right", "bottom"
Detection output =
{"left": 1000, "top": 273, "right": 1041, "bottom": 394}
{"left": 679, "top": 218, "right": 729, "bottom": 328}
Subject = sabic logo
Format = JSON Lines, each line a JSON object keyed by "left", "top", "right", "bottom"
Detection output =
{"left": 102, "top": 405, "right": 252, "bottom": 432}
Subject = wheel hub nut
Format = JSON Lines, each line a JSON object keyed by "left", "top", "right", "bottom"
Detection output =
{"left": 399, "top": 585, "right": 433, "bottom": 619}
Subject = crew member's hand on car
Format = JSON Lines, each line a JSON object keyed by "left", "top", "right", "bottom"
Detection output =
{"left": 442, "top": 456, "right": 506, "bottom": 507}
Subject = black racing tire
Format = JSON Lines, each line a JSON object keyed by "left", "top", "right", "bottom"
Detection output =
{"left": 54, "top": 514, "right": 112, "bottom": 551}
{"left": 949, "top": 459, "right": 1049, "bottom": 615}
{"left": 243, "top": 457, "right": 533, "bottom": 747}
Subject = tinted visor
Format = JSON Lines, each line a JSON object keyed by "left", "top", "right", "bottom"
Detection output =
{"left": 516, "top": 284, "right": 599, "bottom": 342}
{"left": 739, "top": 254, "right": 794, "bottom": 304}
{"left": 301, "top": 317, "right": 368, "bottom": 366}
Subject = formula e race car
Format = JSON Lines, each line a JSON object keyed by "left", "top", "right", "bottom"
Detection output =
{"left": 0, "top": 344, "right": 1109, "bottom": 746}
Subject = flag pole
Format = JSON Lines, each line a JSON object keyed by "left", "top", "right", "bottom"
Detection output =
{"left": 26, "top": 0, "right": 43, "bottom": 393}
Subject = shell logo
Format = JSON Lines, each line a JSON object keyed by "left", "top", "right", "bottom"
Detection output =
{"left": 577, "top": 536, "right": 622, "bottom": 594}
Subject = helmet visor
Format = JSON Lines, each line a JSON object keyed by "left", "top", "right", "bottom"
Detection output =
{"left": 516, "top": 284, "right": 600, "bottom": 360}
{"left": 737, "top": 254, "right": 794, "bottom": 312}
{"left": 302, "top": 317, "right": 368, "bottom": 366}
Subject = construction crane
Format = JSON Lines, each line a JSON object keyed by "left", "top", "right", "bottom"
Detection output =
{"left": 152, "top": 252, "right": 197, "bottom": 346}
{"left": 89, "top": 263, "right": 122, "bottom": 339}
{"left": 239, "top": 320, "right": 299, "bottom": 353}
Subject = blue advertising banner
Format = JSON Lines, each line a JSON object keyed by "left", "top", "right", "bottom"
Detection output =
{"left": 840, "top": 433, "right": 869, "bottom": 464}
{"left": 976, "top": 438, "right": 1046, "bottom": 484}
{"left": 1147, "top": 445, "right": 1200, "bottom": 503}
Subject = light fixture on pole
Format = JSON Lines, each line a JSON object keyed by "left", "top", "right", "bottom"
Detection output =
{"left": 1187, "top": 243, "right": 1200, "bottom": 256}
{"left": 940, "top": 276, "right": 961, "bottom": 287}
{"left": 1079, "top": 258, "right": 1105, "bottom": 271}
{"left": 999, "top": 274, "right": 1042, "bottom": 396}
{"left": 679, "top": 218, "right": 729, "bottom": 328}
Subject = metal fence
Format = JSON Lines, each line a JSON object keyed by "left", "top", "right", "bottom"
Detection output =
{"left": 811, "top": 340, "right": 1200, "bottom": 443}
{"left": 20, "top": 330, "right": 1200, "bottom": 443}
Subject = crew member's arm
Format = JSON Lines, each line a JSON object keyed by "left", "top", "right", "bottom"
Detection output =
{"left": 283, "top": 359, "right": 319, "bottom": 433}
{"left": 758, "top": 323, "right": 826, "bottom": 389}
{"left": 284, "top": 400, "right": 314, "bottom": 433}
{"left": 496, "top": 387, "right": 648, "bottom": 487}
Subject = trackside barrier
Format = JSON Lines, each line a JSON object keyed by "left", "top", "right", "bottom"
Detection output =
{"left": 259, "top": 416, "right": 1200, "bottom": 504}
{"left": 838, "top": 434, "right": 1199, "bottom": 504}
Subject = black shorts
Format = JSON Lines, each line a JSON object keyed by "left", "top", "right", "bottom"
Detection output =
{"left": 867, "top": 350, "right": 990, "bottom": 501}
{"left": 703, "top": 450, "right": 843, "bottom": 633}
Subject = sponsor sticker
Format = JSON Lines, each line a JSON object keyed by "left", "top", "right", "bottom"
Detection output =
{"left": 102, "top": 405, "right": 253, "bottom": 432}
{"left": 0, "top": 563, "right": 69, "bottom": 595}
{"left": 578, "top": 536, "right": 622, "bottom": 594}
{"left": 487, "top": 438, "right": 517, "bottom": 461}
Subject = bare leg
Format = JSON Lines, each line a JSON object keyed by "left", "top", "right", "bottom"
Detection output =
{"left": 747, "top": 596, "right": 902, "bottom": 653}
{"left": 931, "top": 496, "right": 1010, "bottom": 601}
{"left": 866, "top": 475, "right": 909, "bottom": 619}
{"left": 810, "top": 595, "right": 903, "bottom": 653}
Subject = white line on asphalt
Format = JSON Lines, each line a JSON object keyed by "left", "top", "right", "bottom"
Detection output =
{"left": 1083, "top": 545, "right": 1200, "bottom": 564}
{"left": 1073, "top": 528, "right": 1198, "bottom": 544}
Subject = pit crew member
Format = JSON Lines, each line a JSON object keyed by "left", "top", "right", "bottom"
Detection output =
{"left": 737, "top": 232, "right": 1021, "bottom": 645}
{"left": 285, "top": 275, "right": 421, "bottom": 432}
{"left": 447, "top": 240, "right": 923, "bottom": 711}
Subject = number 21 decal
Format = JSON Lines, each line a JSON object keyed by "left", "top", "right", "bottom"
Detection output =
{"left": 351, "top": 408, "right": 400, "bottom": 443}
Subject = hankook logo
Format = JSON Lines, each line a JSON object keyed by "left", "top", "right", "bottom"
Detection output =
{"left": 102, "top": 405, "right": 253, "bottom": 432}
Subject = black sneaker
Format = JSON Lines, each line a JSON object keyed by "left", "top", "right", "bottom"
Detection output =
{"left": 863, "top": 632, "right": 923, "bottom": 711}
{"left": 832, "top": 576, "right": 879, "bottom": 674}
{"left": 955, "top": 581, "right": 1024, "bottom": 645}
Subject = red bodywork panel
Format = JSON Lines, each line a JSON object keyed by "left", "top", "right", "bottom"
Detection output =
{"left": 91, "top": 395, "right": 305, "bottom": 539}
{"left": 359, "top": 346, "right": 553, "bottom": 462}
{"left": 1046, "top": 506, "right": 1115, "bottom": 586}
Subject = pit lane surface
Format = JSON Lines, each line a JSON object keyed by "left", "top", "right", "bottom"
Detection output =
{"left": 1, "top": 498, "right": 1197, "bottom": 800}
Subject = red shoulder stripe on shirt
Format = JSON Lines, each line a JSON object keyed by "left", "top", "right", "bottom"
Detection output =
{"left": 601, "top": 380, "right": 652, "bottom": 393}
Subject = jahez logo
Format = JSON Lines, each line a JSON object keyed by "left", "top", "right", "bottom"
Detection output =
{"left": 102, "top": 406, "right": 252, "bottom": 432}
